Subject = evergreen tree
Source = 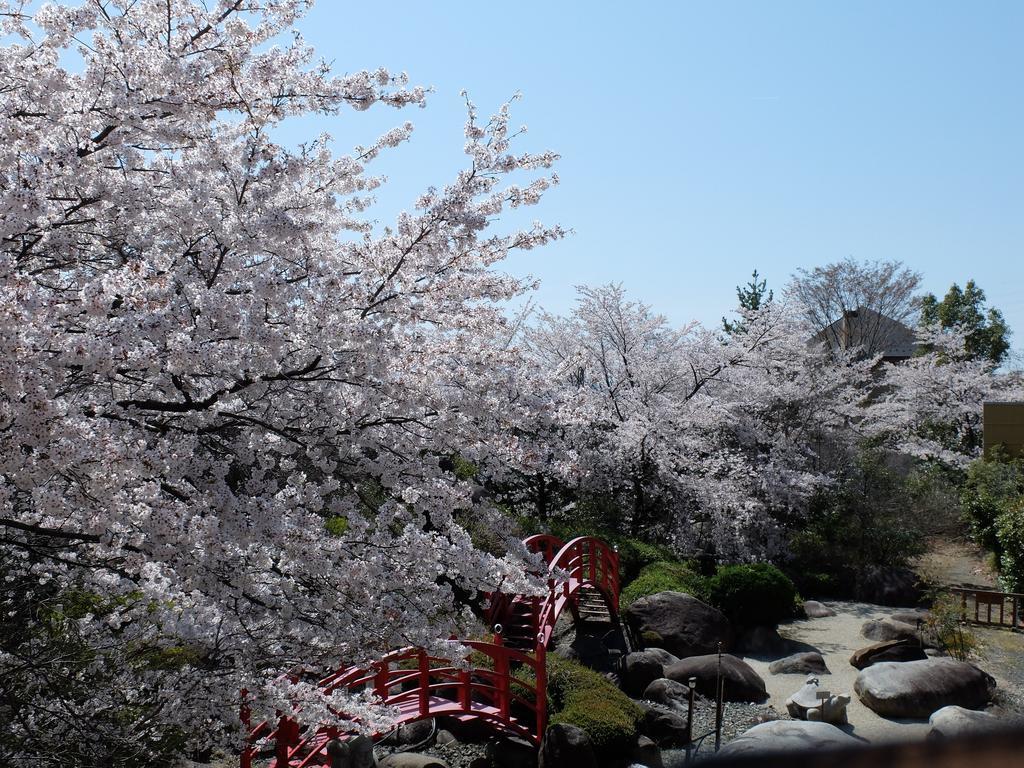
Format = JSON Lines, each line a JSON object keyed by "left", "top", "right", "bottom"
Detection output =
{"left": 723, "top": 270, "right": 773, "bottom": 334}
{"left": 920, "top": 280, "right": 1011, "bottom": 365}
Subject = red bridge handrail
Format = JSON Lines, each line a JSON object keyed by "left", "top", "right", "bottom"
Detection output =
{"left": 242, "top": 534, "right": 619, "bottom": 767}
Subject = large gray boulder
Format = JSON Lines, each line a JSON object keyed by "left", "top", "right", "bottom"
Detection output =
{"left": 769, "top": 652, "right": 830, "bottom": 676}
{"left": 622, "top": 648, "right": 679, "bottom": 696}
{"left": 664, "top": 654, "right": 768, "bottom": 703}
{"left": 849, "top": 639, "right": 928, "bottom": 670}
{"left": 854, "top": 659, "right": 996, "bottom": 718}
{"left": 716, "top": 721, "right": 860, "bottom": 756}
{"left": 625, "top": 591, "right": 733, "bottom": 658}
{"left": 540, "top": 723, "right": 596, "bottom": 768}
{"left": 928, "top": 706, "right": 1005, "bottom": 740}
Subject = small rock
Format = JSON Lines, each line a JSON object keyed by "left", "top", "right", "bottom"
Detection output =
{"left": 435, "top": 729, "right": 458, "bottom": 746}
{"left": 327, "top": 736, "right": 375, "bottom": 768}
{"left": 540, "top": 723, "right": 595, "bottom": 768}
{"left": 769, "top": 652, "right": 829, "bottom": 676}
{"left": 642, "top": 677, "right": 692, "bottom": 710}
{"left": 890, "top": 610, "right": 930, "bottom": 625}
{"left": 735, "top": 625, "right": 791, "bottom": 657}
{"left": 392, "top": 719, "right": 435, "bottom": 746}
{"left": 803, "top": 601, "right": 836, "bottom": 619}
{"left": 638, "top": 702, "right": 690, "bottom": 747}
{"left": 784, "top": 675, "right": 851, "bottom": 725}
{"left": 850, "top": 639, "right": 928, "bottom": 669}
{"left": 487, "top": 735, "right": 537, "bottom": 768}
{"left": 378, "top": 754, "right": 448, "bottom": 768}
{"left": 622, "top": 649, "right": 679, "bottom": 696}
{"left": 631, "top": 735, "right": 664, "bottom": 768}
{"left": 861, "top": 617, "right": 929, "bottom": 645}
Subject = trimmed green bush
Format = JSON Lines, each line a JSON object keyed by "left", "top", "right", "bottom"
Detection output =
{"left": 996, "top": 500, "right": 1024, "bottom": 592}
{"left": 545, "top": 657, "right": 643, "bottom": 753}
{"left": 707, "top": 563, "right": 800, "bottom": 626}
{"left": 621, "top": 560, "right": 709, "bottom": 607}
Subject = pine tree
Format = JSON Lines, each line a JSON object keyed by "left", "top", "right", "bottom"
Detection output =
{"left": 723, "top": 270, "right": 774, "bottom": 334}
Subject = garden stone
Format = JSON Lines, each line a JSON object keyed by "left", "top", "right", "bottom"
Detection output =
{"left": 861, "top": 617, "right": 930, "bottom": 645}
{"left": 435, "top": 729, "right": 458, "bottom": 746}
{"left": 769, "top": 652, "right": 829, "bottom": 675}
{"left": 854, "top": 658, "right": 996, "bottom": 718}
{"left": 487, "top": 735, "right": 537, "bottom": 768}
{"left": 849, "top": 639, "right": 928, "bottom": 669}
{"left": 717, "top": 721, "right": 860, "bottom": 756}
{"left": 855, "top": 566, "right": 924, "bottom": 606}
{"left": 664, "top": 654, "right": 768, "bottom": 703}
{"left": 622, "top": 649, "right": 679, "bottom": 696}
{"left": 642, "top": 677, "right": 691, "bottom": 710}
{"left": 890, "top": 610, "right": 930, "bottom": 625}
{"left": 393, "top": 719, "right": 435, "bottom": 746}
{"left": 624, "top": 591, "right": 733, "bottom": 658}
{"left": 734, "top": 625, "right": 792, "bottom": 657}
{"left": 378, "top": 755, "right": 447, "bottom": 768}
{"left": 540, "top": 723, "right": 596, "bottom": 768}
{"left": 785, "top": 675, "right": 851, "bottom": 725}
{"left": 327, "top": 736, "right": 376, "bottom": 768}
{"left": 632, "top": 735, "right": 664, "bottom": 768}
{"left": 803, "top": 601, "right": 836, "bottom": 618}
{"left": 638, "top": 702, "right": 690, "bottom": 747}
{"left": 928, "top": 706, "right": 1004, "bottom": 740}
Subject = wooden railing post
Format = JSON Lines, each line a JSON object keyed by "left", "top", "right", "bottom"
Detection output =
{"left": 240, "top": 689, "right": 252, "bottom": 768}
{"left": 535, "top": 636, "right": 548, "bottom": 743}
{"left": 495, "top": 646, "right": 510, "bottom": 720}
{"left": 418, "top": 650, "right": 430, "bottom": 717}
{"left": 275, "top": 715, "right": 298, "bottom": 765}
{"left": 375, "top": 661, "right": 389, "bottom": 700}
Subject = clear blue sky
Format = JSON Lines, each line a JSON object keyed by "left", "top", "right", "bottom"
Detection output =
{"left": 282, "top": 1, "right": 1023, "bottom": 352}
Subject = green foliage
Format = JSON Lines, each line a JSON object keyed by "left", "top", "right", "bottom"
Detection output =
{"left": 621, "top": 561, "right": 709, "bottom": 607}
{"left": 324, "top": 516, "right": 349, "bottom": 536}
{"left": 995, "top": 499, "right": 1024, "bottom": 592}
{"left": 707, "top": 563, "right": 800, "bottom": 626}
{"left": 922, "top": 592, "right": 981, "bottom": 661}
{"left": 545, "top": 657, "right": 643, "bottom": 753}
{"left": 961, "top": 452, "right": 1024, "bottom": 557}
{"left": 722, "top": 269, "right": 773, "bottom": 335}
{"left": 786, "top": 446, "right": 940, "bottom": 596}
{"left": 920, "top": 280, "right": 1011, "bottom": 364}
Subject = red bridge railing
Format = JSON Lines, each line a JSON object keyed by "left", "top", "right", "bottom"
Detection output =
{"left": 241, "top": 535, "right": 619, "bottom": 767}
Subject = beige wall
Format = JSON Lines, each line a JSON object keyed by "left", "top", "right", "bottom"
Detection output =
{"left": 984, "top": 402, "right": 1024, "bottom": 459}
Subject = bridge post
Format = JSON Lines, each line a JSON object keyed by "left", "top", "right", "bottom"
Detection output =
{"left": 418, "top": 650, "right": 430, "bottom": 717}
{"left": 535, "top": 634, "right": 548, "bottom": 744}
{"left": 495, "top": 646, "right": 510, "bottom": 720}
{"left": 275, "top": 715, "right": 299, "bottom": 766}
{"left": 240, "top": 689, "right": 252, "bottom": 768}
{"left": 374, "top": 662, "right": 389, "bottom": 700}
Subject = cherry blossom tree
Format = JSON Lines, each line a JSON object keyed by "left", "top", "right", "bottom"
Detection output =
{"left": 523, "top": 285, "right": 875, "bottom": 559}
{"left": 0, "top": 1, "right": 562, "bottom": 762}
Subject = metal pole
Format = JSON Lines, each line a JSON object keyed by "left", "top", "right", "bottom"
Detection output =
{"left": 714, "top": 641, "right": 724, "bottom": 752}
{"left": 685, "top": 675, "right": 696, "bottom": 765}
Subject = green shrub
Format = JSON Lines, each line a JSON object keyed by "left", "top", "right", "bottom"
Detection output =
{"left": 996, "top": 500, "right": 1024, "bottom": 592}
{"left": 962, "top": 452, "right": 1024, "bottom": 557}
{"left": 707, "top": 563, "right": 800, "bottom": 626}
{"left": 545, "top": 657, "right": 642, "bottom": 753}
{"left": 621, "top": 561, "right": 709, "bottom": 607}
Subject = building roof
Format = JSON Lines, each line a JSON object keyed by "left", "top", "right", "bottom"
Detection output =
{"left": 810, "top": 306, "right": 918, "bottom": 360}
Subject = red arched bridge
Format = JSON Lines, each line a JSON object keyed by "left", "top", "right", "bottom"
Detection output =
{"left": 241, "top": 535, "right": 621, "bottom": 767}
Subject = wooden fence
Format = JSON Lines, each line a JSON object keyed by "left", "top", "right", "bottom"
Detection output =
{"left": 948, "top": 586, "right": 1023, "bottom": 629}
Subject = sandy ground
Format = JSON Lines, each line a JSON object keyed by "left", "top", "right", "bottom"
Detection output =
{"left": 738, "top": 601, "right": 937, "bottom": 744}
